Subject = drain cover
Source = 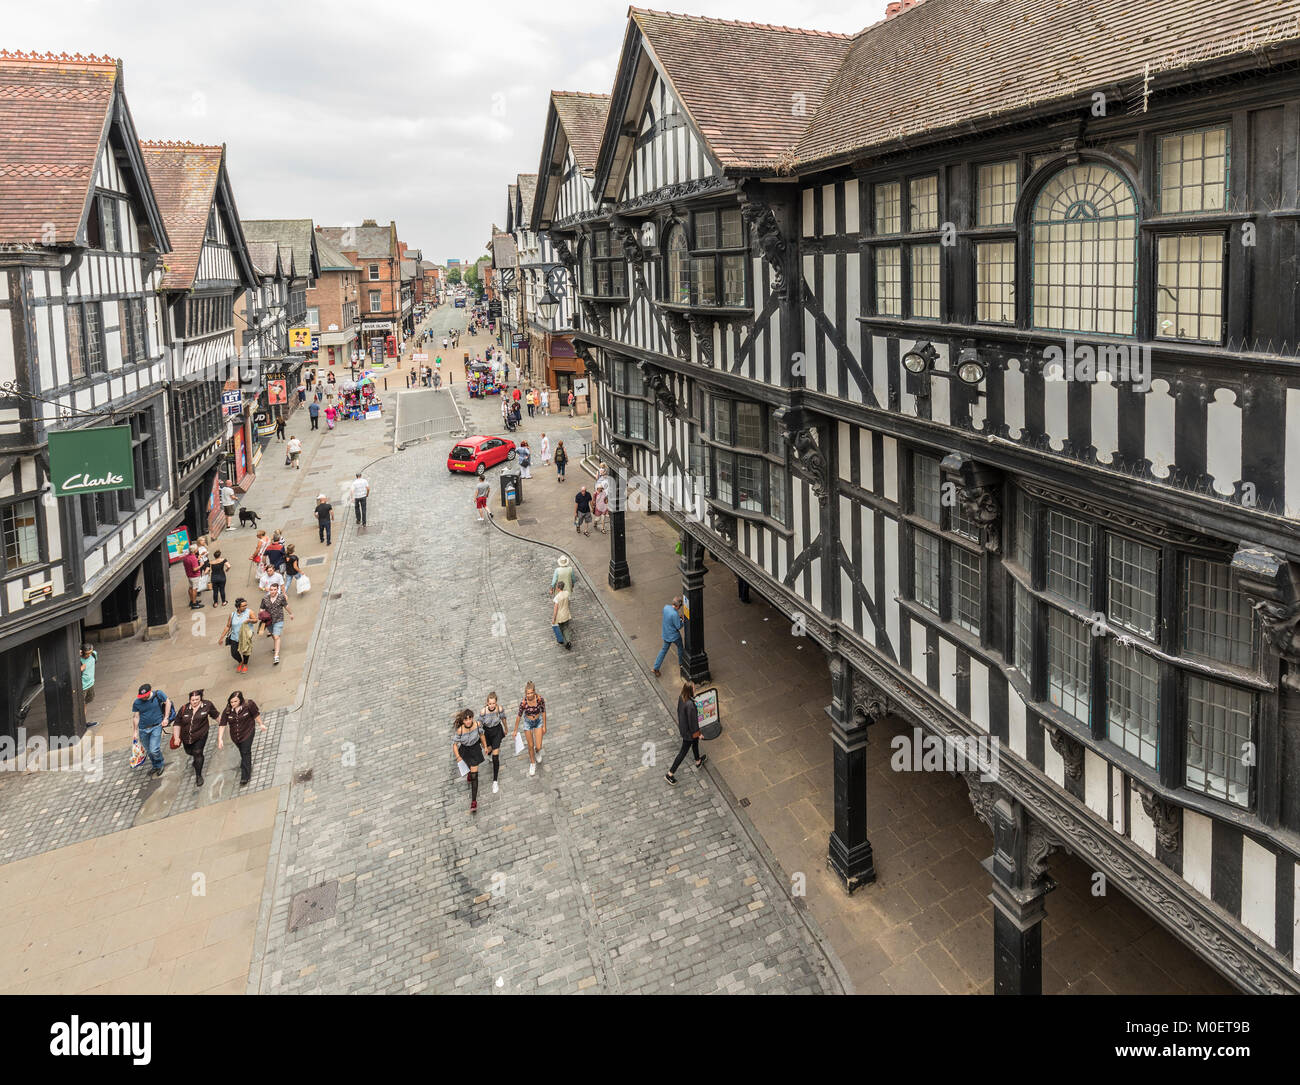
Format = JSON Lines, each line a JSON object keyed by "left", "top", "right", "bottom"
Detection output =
{"left": 517, "top": 518, "right": 538, "bottom": 526}
{"left": 330, "top": 591, "right": 344, "bottom": 599}
{"left": 739, "top": 797, "right": 751, "bottom": 807}
{"left": 294, "top": 767, "right": 314, "bottom": 783}
{"left": 289, "top": 880, "right": 338, "bottom": 932}
{"left": 303, "top": 556, "right": 326, "bottom": 567}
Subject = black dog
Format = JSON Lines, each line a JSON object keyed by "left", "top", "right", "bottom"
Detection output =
{"left": 238, "top": 508, "right": 260, "bottom": 529}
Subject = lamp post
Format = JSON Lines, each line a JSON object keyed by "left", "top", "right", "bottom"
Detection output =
{"left": 351, "top": 318, "right": 361, "bottom": 381}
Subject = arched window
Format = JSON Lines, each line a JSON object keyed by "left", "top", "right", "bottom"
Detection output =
{"left": 580, "top": 238, "right": 593, "bottom": 296}
{"left": 1031, "top": 163, "right": 1138, "bottom": 336}
{"left": 666, "top": 224, "right": 690, "bottom": 305}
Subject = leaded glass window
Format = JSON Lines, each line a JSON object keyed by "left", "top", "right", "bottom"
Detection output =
{"left": 875, "top": 247, "right": 901, "bottom": 316}
{"left": 909, "top": 176, "right": 939, "bottom": 231}
{"left": 1108, "top": 536, "right": 1159, "bottom": 637}
{"left": 1186, "top": 677, "right": 1252, "bottom": 807}
{"left": 1108, "top": 643, "right": 1159, "bottom": 767}
{"left": 952, "top": 548, "right": 982, "bottom": 636}
{"left": 1159, "top": 126, "right": 1229, "bottom": 213}
{"left": 1182, "top": 556, "right": 1256, "bottom": 670}
{"left": 1047, "top": 509, "right": 1092, "bottom": 606}
{"left": 1156, "top": 233, "right": 1224, "bottom": 343}
{"left": 977, "top": 161, "right": 1019, "bottom": 227}
{"left": 913, "top": 530, "right": 940, "bottom": 613}
{"left": 910, "top": 244, "right": 940, "bottom": 320}
{"left": 667, "top": 226, "right": 690, "bottom": 305}
{"left": 1048, "top": 609, "right": 1091, "bottom": 724}
{"left": 1031, "top": 163, "right": 1138, "bottom": 335}
{"left": 875, "top": 182, "right": 901, "bottom": 234}
{"left": 976, "top": 241, "right": 1015, "bottom": 324}
{"left": 912, "top": 453, "right": 941, "bottom": 523}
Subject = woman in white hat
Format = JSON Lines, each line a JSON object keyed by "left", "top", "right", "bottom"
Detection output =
{"left": 551, "top": 554, "right": 574, "bottom": 594}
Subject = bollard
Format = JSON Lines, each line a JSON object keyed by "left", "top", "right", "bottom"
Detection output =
{"left": 383, "top": 377, "right": 388, "bottom": 390}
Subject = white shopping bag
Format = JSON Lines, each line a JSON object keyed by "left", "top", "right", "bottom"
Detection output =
{"left": 295, "top": 573, "right": 311, "bottom": 595}
{"left": 514, "top": 731, "right": 526, "bottom": 756}
{"left": 457, "top": 758, "right": 470, "bottom": 778}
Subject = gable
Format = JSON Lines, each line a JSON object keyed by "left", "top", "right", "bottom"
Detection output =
{"left": 616, "top": 68, "right": 720, "bottom": 205}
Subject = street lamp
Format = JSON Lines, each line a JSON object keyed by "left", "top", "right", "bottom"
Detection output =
{"left": 538, "top": 286, "right": 559, "bottom": 327}
{"left": 351, "top": 318, "right": 362, "bottom": 381}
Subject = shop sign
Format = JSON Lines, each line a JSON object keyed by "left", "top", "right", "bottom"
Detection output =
{"left": 288, "top": 327, "right": 312, "bottom": 352}
{"left": 165, "top": 527, "right": 191, "bottom": 563}
{"left": 48, "top": 426, "right": 135, "bottom": 497}
{"left": 221, "top": 390, "right": 243, "bottom": 417}
{"left": 267, "top": 379, "right": 287, "bottom": 405}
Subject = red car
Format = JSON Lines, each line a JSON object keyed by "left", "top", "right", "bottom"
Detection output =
{"left": 447, "top": 435, "right": 517, "bottom": 476}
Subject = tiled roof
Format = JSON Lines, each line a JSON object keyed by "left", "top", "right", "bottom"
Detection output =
{"left": 246, "top": 239, "right": 282, "bottom": 278}
{"left": 400, "top": 259, "right": 417, "bottom": 277}
{"left": 313, "top": 229, "right": 355, "bottom": 272}
{"left": 629, "top": 8, "right": 853, "bottom": 169}
{"left": 317, "top": 222, "right": 392, "bottom": 260}
{"left": 0, "top": 51, "right": 119, "bottom": 246}
{"left": 139, "top": 141, "right": 222, "bottom": 291}
{"left": 552, "top": 91, "right": 610, "bottom": 173}
{"left": 242, "top": 218, "right": 316, "bottom": 279}
{"left": 516, "top": 174, "right": 538, "bottom": 221}
{"left": 797, "top": 0, "right": 1300, "bottom": 167}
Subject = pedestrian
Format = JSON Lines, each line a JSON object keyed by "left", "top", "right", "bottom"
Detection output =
{"left": 309, "top": 493, "right": 333, "bottom": 548}
{"left": 260, "top": 581, "right": 293, "bottom": 665}
{"left": 283, "top": 544, "right": 301, "bottom": 589}
{"left": 274, "top": 413, "right": 286, "bottom": 440}
{"left": 131, "top": 683, "right": 171, "bottom": 778}
{"left": 220, "top": 479, "right": 237, "bottom": 523}
{"left": 175, "top": 689, "right": 219, "bottom": 788}
{"left": 567, "top": 389, "right": 576, "bottom": 417}
{"left": 541, "top": 388, "right": 549, "bottom": 415}
{"left": 219, "top": 598, "right": 255, "bottom": 673}
{"left": 574, "top": 485, "right": 593, "bottom": 536}
{"left": 527, "top": 388, "right": 536, "bottom": 418}
{"left": 652, "top": 595, "right": 685, "bottom": 677}
{"left": 453, "top": 708, "right": 488, "bottom": 813}
{"left": 80, "top": 644, "right": 98, "bottom": 726}
{"left": 209, "top": 550, "right": 230, "bottom": 607}
{"left": 297, "top": 383, "right": 306, "bottom": 405}
{"left": 551, "top": 554, "right": 574, "bottom": 593}
{"left": 352, "top": 473, "right": 370, "bottom": 526}
{"left": 518, "top": 440, "right": 531, "bottom": 479}
{"left": 309, "top": 399, "right": 320, "bottom": 429}
{"left": 480, "top": 692, "right": 507, "bottom": 795}
{"left": 665, "top": 681, "right": 707, "bottom": 784}
{"left": 325, "top": 404, "right": 336, "bottom": 430}
{"left": 554, "top": 441, "right": 568, "bottom": 482}
{"left": 539, "top": 432, "right": 550, "bottom": 466}
{"left": 257, "top": 561, "right": 283, "bottom": 597}
{"left": 195, "top": 535, "right": 210, "bottom": 576}
{"left": 512, "top": 681, "right": 548, "bottom": 777}
{"left": 474, "top": 476, "right": 491, "bottom": 522}
{"left": 593, "top": 477, "right": 609, "bottom": 532}
{"left": 512, "top": 386, "right": 521, "bottom": 409}
{"left": 182, "top": 545, "right": 204, "bottom": 609}
{"left": 217, "top": 689, "right": 267, "bottom": 787}
{"left": 265, "top": 531, "right": 286, "bottom": 573}
{"left": 552, "top": 580, "right": 573, "bottom": 650}
{"left": 249, "top": 529, "right": 269, "bottom": 571}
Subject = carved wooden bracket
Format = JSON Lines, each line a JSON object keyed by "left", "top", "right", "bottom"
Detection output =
{"left": 775, "top": 407, "right": 829, "bottom": 506}
{"left": 740, "top": 200, "right": 790, "bottom": 301}
{"left": 552, "top": 236, "right": 576, "bottom": 270}
{"left": 708, "top": 507, "right": 737, "bottom": 547}
{"left": 637, "top": 361, "right": 678, "bottom": 420}
{"left": 964, "top": 771, "right": 997, "bottom": 830}
{"left": 1136, "top": 785, "right": 1183, "bottom": 853}
{"left": 1047, "top": 725, "right": 1085, "bottom": 781}
{"left": 851, "top": 677, "right": 889, "bottom": 726}
{"left": 687, "top": 315, "right": 714, "bottom": 364}
{"left": 959, "top": 484, "right": 1002, "bottom": 553}
{"left": 1231, "top": 544, "right": 1300, "bottom": 691}
{"left": 574, "top": 341, "right": 601, "bottom": 382}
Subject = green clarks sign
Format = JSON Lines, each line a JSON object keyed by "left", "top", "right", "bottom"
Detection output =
{"left": 48, "top": 426, "right": 135, "bottom": 497}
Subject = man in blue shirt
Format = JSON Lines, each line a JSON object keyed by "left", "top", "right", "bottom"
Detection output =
{"left": 653, "top": 595, "right": 685, "bottom": 677}
{"left": 132, "top": 683, "right": 170, "bottom": 777}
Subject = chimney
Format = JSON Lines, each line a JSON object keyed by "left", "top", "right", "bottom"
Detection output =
{"left": 885, "top": 0, "right": 923, "bottom": 17}
{"left": 361, "top": 218, "right": 377, "bottom": 227}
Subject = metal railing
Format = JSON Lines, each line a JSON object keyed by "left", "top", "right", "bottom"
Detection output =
{"left": 395, "top": 415, "right": 463, "bottom": 449}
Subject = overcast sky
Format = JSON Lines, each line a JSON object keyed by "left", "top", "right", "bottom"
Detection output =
{"left": 11, "top": 0, "right": 889, "bottom": 263}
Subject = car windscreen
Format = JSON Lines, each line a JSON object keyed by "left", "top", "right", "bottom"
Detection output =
{"left": 449, "top": 446, "right": 475, "bottom": 461}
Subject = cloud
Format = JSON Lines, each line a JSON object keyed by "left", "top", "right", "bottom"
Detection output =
{"left": 10, "top": 0, "right": 886, "bottom": 260}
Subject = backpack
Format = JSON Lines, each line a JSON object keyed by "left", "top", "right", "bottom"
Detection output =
{"left": 155, "top": 691, "right": 176, "bottom": 724}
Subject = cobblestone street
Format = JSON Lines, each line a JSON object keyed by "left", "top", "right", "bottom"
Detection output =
{"left": 252, "top": 424, "right": 839, "bottom": 993}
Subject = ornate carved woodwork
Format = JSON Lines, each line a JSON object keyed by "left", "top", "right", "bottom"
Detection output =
{"left": 740, "top": 201, "right": 790, "bottom": 301}
{"left": 616, "top": 176, "right": 729, "bottom": 215}
{"left": 687, "top": 315, "right": 714, "bottom": 365}
{"left": 612, "top": 225, "right": 643, "bottom": 266}
{"left": 1026, "top": 819, "right": 1059, "bottom": 880}
{"left": 1230, "top": 545, "right": 1300, "bottom": 689}
{"left": 1017, "top": 478, "right": 1210, "bottom": 547}
{"left": 851, "top": 677, "right": 889, "bottom": 726}
{"left": 573, "top": 341, "right": 602, "bottom": 382}
{"left": 959, "top": 484, "right": 1002, "bottom": 553}
{"left": 637, "top": 361, "right": 678, "bottom": 420}
{"left": 666, "top": 311, "right": 692, "bottom": 360}
{"left": 776, "top": 408, "right": 829, "bottom": 506}
{"left": 708, "top": 507, "right": 737, "bottom": 547}
{"left": 965, "top": 771, "right": 997, "bottom": 831}
{"left": 1047, "top": 725, "right": 1085, "bottom": 781}
{"left": 1136, "top": 785, "right": 1184, "bottom": 853}
{"left": 579, "top": 299, "right": 609, "bottom": 337}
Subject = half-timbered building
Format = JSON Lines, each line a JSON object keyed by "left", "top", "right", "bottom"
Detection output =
{"left": 139, "top": 141, "right": 257, "bottom": 541}
{"left": 527, "top": 2, "right": 1300, "bottom": 993}
{"left": 234, "top": 239, "right": 293, "bottom": 459}
{"left": 242, "top": 219, "right": 319, "bottom": 413}
{"left": 0, "top": 52, "right": 176, "bottom": 744}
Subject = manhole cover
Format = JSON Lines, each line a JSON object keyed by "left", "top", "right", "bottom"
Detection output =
{"left": 289, "top": 880, "right": 338, "bottom": 932}
{"left": 517, "top": 518, "right": 538, "bottom": 526}
{"left": 294, "top": 767, "right": 314, "bottom": 783}
{"left": 303, "top": 556, "right": 326, "bottom": 567}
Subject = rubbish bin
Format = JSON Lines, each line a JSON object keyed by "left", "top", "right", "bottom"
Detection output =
{"left": 500, "top": 468, "right": 522, "bottom": 519}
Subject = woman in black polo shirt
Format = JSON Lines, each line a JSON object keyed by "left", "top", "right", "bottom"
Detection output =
{"left": 175, "top": 689, "right": 220, "bottom": 788}
{"left": 218, "top": 690, "right": 267, "bottom": 786}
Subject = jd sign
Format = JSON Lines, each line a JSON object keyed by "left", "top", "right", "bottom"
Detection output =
{"left": 48, "top": 425, "right": 135, "bottom": 497}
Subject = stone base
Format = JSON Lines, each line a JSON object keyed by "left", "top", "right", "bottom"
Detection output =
{"left": 87, "top": 620, "right": 141, "bottom": 644}
{"left": 144, "top": 616, "right": 178, "bottom": 642}
{"left": 828, "top": 832, "right": 876, "bottom": 894}
{"left": 608, "top": 561, "right": 631, "bottom": 590}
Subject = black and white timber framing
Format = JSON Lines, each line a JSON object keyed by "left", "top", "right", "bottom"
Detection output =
{"left": 527, "top": 15, "right": 1300, "bottom": 993}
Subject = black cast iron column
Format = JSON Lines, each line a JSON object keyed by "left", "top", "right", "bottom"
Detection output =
{"left": 826, "top": 655, "right": 875, "bottom": 892}
{"left": 679, "top": 532, "right": 710, "bottom": 683}
{"left": 142, "top": 541, "right": 174, "bottom": 632}
{"left": 983, "top": 796, "right": 1054, "bottom": 995}
{"left": 608, "top": 465, "right": 631, "bottom": 590}
{"left": 39, "top": 624, "right": 84, "bottom": 741}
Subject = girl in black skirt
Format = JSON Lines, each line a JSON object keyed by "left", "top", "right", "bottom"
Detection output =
{"left": 453, "top": 709, "right": 488, "bottom": 812}
{"left": 480, "top": 692, "right": 506, "bottom": 795}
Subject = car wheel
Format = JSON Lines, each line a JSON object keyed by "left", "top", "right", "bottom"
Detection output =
{"left": 476, "top": 463, "right": 486, "bottom": 477}
{"left": 506, "top": 449, "right": 516, "bottom": 461}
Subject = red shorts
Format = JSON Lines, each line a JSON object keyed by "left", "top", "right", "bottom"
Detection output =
{"left": 475, "top": 495, "right": 488, "bottom": 509}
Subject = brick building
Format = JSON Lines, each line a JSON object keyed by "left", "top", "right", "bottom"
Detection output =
{"left": 307, "top": 229, "right": 359, "bottom": 370}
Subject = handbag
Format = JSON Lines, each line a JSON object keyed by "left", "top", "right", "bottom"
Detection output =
{"left": 129, "top": 737, "right": 146, "bottom": 768}
{"left": 258, "top": 609, "right": 272, "bottom": 623}
{"left": 295, "top": 573, "right": 311, "bottom": 595}
{"left": 170, "top": 728, "right": 182, "bottom": 750}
